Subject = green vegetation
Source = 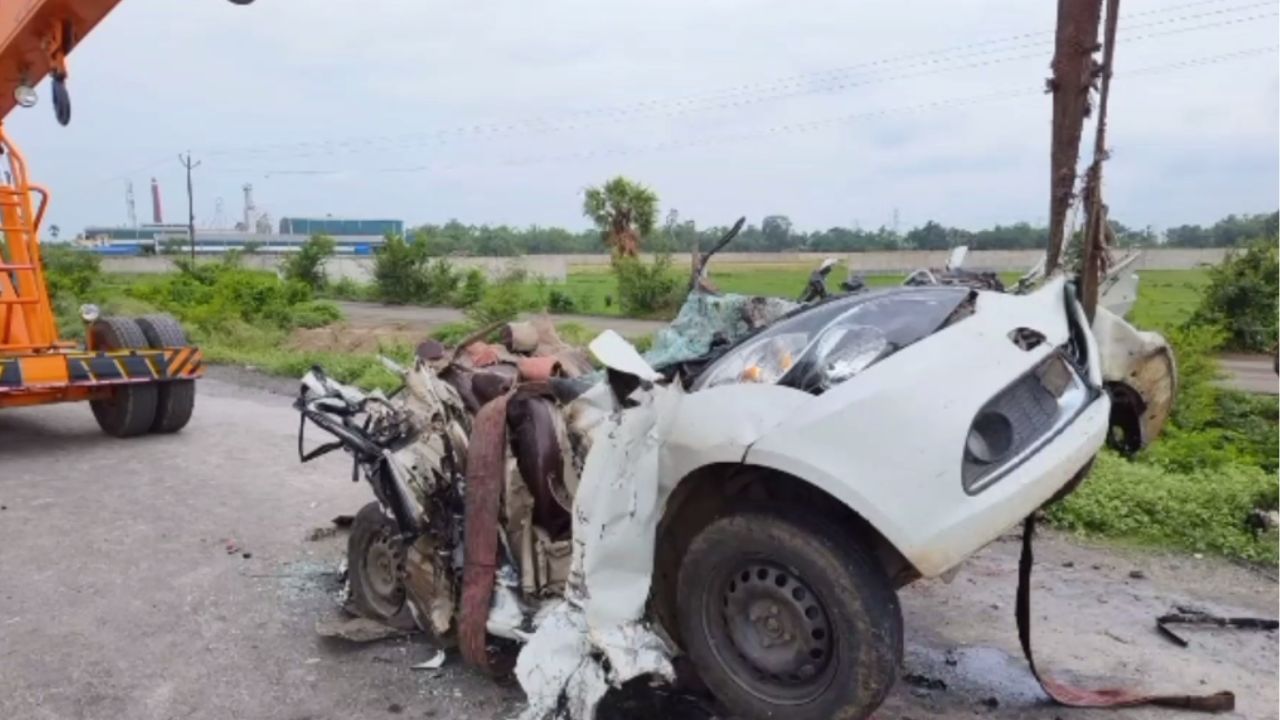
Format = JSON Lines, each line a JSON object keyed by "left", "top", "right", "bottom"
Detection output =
{"left": 1127, "top": 269, "right": 1211, "bottom": 336}
{"left": 401, "top": 211, "right": 1277, "bottom": 256}
{"left": 279, "top": 234, "right": 336, "bottom": 290}
{"left": 582, "top": 176, "right": 658, "bottom": 257}
{"left": 1188, "top": 239, "right": 1278, "bottom": 351}
{"left": 1049, "top": 257, "right": 1279, "bottom": 563}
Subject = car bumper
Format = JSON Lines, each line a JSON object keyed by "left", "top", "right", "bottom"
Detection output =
{"left": 904, "top": 391, "right": 1109, "bottom": 577}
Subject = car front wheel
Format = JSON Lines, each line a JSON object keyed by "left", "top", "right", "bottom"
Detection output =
{"left": 677, "top": 509, "right": 903, "bottom": 720}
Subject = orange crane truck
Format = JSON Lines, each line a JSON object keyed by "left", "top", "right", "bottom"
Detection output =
{"left": 0, "top": 1, "right": 252, "bottom": 435}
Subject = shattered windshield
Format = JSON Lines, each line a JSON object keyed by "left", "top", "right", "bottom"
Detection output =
{"left": 694, "top": 286, "right": 972, "bottom": 393}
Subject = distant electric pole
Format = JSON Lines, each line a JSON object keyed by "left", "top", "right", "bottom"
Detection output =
{"left": 179, "top": 151, "right": 201, "bottom": 263}
{"left": 124, "top": 180, "right": 137, "bottom": 227}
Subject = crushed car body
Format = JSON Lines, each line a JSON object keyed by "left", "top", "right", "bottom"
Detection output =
{"left": 294, "top": 247, "right": 1177, "bottom": 720}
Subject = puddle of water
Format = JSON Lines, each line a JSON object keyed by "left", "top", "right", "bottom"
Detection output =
{"left": 905, "top": 644, "right": 1046, "bottom": 704}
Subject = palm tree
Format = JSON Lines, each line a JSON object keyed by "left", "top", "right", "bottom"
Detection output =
{"left": 582, "top": 177, "right": 658, "bottom": 258}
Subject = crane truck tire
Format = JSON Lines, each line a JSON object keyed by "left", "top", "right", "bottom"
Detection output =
{"left": 88, "top": 317, "right": 158, "bottom": 438}
{"left": 135, "top": 314, "right": 196, "bottom": 434}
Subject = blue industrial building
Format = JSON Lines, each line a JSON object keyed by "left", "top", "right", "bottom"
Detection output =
{"left": 79, "top": 218, "right": 404, "bottom": 255}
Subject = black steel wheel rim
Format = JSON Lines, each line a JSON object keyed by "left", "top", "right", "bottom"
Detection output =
{"left": 701, "top": 557, "right": 837, "bottom": 704}
{"left": 360, "top": 528, "right": 404, "bottom": 617}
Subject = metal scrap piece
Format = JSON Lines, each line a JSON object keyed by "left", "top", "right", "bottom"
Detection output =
{"left": 460, "top": 394, "right": 513, "bottom": 673}
{"left": 1156, "top": 606, "right": 1279, "bottom": 648}
{"left": 514, "top": 337, "right": 683, "bottom": 720}
{"left": 1017, "top": 519, "right": 1235, "bottom": 712}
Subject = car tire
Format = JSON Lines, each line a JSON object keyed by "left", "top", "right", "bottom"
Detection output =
{"left": 347, "top": 502, "right": 415, "bottom": 630}
{"left": 134, "top": 314, "right": 196, "bottom": 434}
{"left": 88, "top": 317, "right": 158, "bottom": 438}
{"left": 677, "top": 509, "right": 903, "bottom": 720}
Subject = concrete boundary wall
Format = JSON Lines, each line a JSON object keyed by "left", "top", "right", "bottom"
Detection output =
{"left": 100, "top": 247, "right": 1229, "bottom": 281}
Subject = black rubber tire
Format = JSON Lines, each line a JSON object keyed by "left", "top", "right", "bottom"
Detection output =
{"left": 51, "top": 74, "right": 70, "bottom": 126}
{"left": 135, "top": 314, "right": 196, "bottom": 434}
{"left": 347, "top": 502, "right": 415, "bottom": 630}
{"left": 88, "top": 317, "right": 158, "bottom": 438}
{"left": 677, "top": 509, "right": 903, "bottom": 720}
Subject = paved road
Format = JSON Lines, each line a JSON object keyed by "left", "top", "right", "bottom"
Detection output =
{"left": 2, "top": 374, "right": 1275, "bottom": 720}
{"left": 1218, "top": 353, "right": 1278, "bottom": 395}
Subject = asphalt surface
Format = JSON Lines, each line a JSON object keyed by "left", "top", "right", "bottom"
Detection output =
{"left": 1, "top": 373, "right": 1276, "bottom": 720}
{"left": 1218, "top": 353, "right": 1278, "bottom": 395}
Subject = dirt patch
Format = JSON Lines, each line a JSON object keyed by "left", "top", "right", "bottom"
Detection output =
{"left": 287, "top": 323, "right": 428, "bottom": 354}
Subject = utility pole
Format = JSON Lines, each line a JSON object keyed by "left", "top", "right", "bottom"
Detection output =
{"left": 1044, "top": 0, "right": 1104, "bottom": 274}
{"left": 179, "top": 151, "right": 201, "bottom": 264}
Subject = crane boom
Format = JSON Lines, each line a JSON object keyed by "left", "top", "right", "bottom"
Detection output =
{"left": 0, "top": 0, "right": 124, "bottom": 121}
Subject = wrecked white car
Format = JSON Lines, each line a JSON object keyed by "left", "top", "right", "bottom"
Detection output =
{"left": 295, "top": 261, "right": 1173, "bottom": 720}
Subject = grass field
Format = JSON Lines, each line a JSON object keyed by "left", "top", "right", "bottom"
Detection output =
{"left": 545, "top": 263, "right": 1205, "bottom": 330}
{"left": 548, "top": 263, "right": 1028, "bottom": 317}
{"left": 1126, "top": 269, "right": 1212, "bottom": 335}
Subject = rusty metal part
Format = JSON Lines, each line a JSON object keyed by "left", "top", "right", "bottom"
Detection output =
{"left": 517, "top": 355, "right": 561, "bottom": 382}
{"left": 507, "top": 392, "right": 571, "bottom": 538}
{"left": 472, "top": 370, "right": 515, "bottom": 406}
{"left": 459, "top": 394, "right": 512, "bottom": 673}
{"left": 1045, "top": 0, "right": 1104, "bottom": 274}
{"left": 1017, "top": 518, "right": 1235, "bottom": 712}
{"left": 402, "top": 535, "right": 457, "bottom": 642}
{"left": 1156, "top": 607, "right": 1279, "bottom": 648}
{"left": 416, "top": 339, "right": 446, "bottom": 363}
{"left": 463, "top": 342, "right": 501, "bottom": 368}
{"left": 502, "top": 322, "right": 540, "bottom": 354}
{"left": 448, "top": 320, "right": 506, "bottom": 365}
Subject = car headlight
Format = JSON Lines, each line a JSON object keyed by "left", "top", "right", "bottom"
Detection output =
{"left": 693, "top": 287, "right": 973, "bottom": 393}
{"left": 698, "top": 332, "right": 808, "bottom": 388}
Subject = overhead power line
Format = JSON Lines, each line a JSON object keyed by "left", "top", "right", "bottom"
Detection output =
{"left": 199, "top": 2, "right": 1276, "bottom": 161}
{"left": 232, "top": 45, "right": 1278, "bottom": 178}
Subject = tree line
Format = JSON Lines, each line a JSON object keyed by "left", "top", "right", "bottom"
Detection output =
{"left": 406, "top": 210, "right": 1277, "bottom": 257}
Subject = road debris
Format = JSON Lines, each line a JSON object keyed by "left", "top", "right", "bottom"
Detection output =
{"left": 410, "top": 649, "right": 447, "bottom": 670}
{"left": 1155, "top": 606, "right": 1280, "bottom": 648}
{"left": 1017, "top": 519, "right": 1236, "bottom": 712}
{"left": 315, "top": 614, "right": 413, "bottom": 643}
{"left": 305, "top": 525, "right": 340, "bottom": 541}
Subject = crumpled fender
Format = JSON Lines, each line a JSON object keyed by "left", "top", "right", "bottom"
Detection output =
{"left": 1091, "top": 306, "right": 1176, "bottom": 451}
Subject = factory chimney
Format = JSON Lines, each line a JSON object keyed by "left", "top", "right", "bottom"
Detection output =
{"left": 150, "top": 177, "right": 163, "bottom": 223}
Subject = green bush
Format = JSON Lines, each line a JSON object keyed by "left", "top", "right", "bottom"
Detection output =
{"left": 326, "top": 277, "right": 372, "bottom": 301}
{"left": 371, "top": 233, "right": 461, "bottom": 304}
{"left": 454, "top": 269, "right": 488, "bottom": 308}
{"left": 430, "top": 321, "right": 477, "bottom": 346}
{"left": 280, "top": 234, "right": 336, "bottom": 290}
{"left": 1047, "top": 453, "right": 1277, "bottom": 563}
{"left": 548, "top": 288, "right": 578, "bottom": 313}
{"left": 128, "top": 264, "right": 332, "bottom": 333}
{"left": 1188, "top": 238, "right": 1278, "bottom": 351}
{"left": 290, "top": 300, "right": 343, "bottom": 329}
{"left": 372, "top": 234, "right": 423, "bottom": 303}
{"left": 467, "top": 272, "right": 528, "bottom": 326}
{"left": 41, "top": 245, "right": 102, "bottom": 300}
{"left": 1137, "top": 323, "right": 1278, "bottom": 475}
{"left": 612, "top": 253, "right": 681, "bottom": 316}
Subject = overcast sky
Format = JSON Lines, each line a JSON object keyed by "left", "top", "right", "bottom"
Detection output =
{"left": 12, "top": 0, "right": 1278, "bottom": 237}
